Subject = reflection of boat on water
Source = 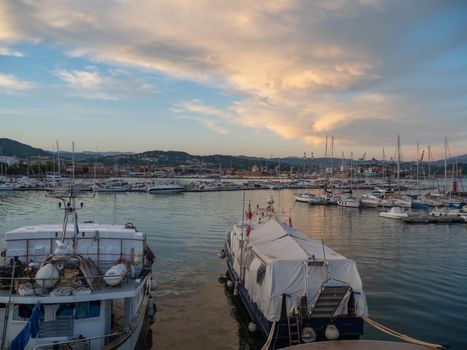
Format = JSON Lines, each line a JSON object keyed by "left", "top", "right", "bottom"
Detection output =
{"left": 0, "top": 188, "right": 157, "bottom": 349}
{"left": 221, "top": 199, "right": 368, "bottom": 348}
{"left": 219, "top": 275, "right": 264, "bottom": 350}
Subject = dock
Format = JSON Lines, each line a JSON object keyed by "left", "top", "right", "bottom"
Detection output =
{"left": 403, "top": 215, "right": 465, "bottom": 224}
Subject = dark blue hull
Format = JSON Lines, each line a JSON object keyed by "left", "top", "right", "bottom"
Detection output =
{"left": 225, "top": 244, "right": 364, "bottom": 347}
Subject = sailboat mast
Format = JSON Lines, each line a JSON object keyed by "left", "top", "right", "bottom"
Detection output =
{"left": 396, "top": 135, "right": 400, "bottom": 191}
{"left": 416, "top": 142, "right": 419, "bottom": 192}
{"left": 331, "top": 136, "right": 334, "bottom": 180}
{"left": 444, "top": 137, "right": 447, "bottom": 197}
{"left": 56, "top": 141, "right": 61, "bottom": 176}
{"left": 428, "top": 145, "right": 431, "bottom": 186}
{"left": 324, "top": 136, "right": 328, "bottom": 179}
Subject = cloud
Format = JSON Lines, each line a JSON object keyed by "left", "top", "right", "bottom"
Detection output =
{"left": 1, "top": 0, "right": 466, "bottom": 153}
{"left": 0, "top": 73, "right": 33, "bottom": 91}
{"left": 173, "top": 100, "right": 230, "bottom": 134}
{"left": 55, "top": 68, "right": 157, "bottom": 100}
{"left": 0, "top": 46, "right": 24, "bottom": 57}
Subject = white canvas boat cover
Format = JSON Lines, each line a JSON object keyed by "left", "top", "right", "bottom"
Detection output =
{"left": 229, "top": 219, "right": 368, "bottom": 321}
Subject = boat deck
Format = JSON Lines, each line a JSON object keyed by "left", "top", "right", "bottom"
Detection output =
{"left": 0, "top": 277, "right": 147, "bottom": 304}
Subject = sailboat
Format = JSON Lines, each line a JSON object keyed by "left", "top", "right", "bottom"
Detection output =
{"left": 337, "top": 152, "right": 360, "bottom": 208}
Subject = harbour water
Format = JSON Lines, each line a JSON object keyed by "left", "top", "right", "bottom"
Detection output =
{"left": 0, "top": 189, "right": 466, "bottom": 349}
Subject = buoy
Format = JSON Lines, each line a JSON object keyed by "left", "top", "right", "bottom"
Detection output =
{"left": 325, "top": 324, "right": 339, "bottom": 340}
{"left": 218, "top": 249, "right": 226, "bottom": 259}
{"left": 150, "top": 278, "right": 158, "bottom": 291}
{"left": 301, "top": 327, "right": 317, "bottom": 343}
{"left": 104, "top": 263, "right": 128, "bottom": 286}
{"left": 226, "top": 280, "right": 234, "bottom": 289}
{"left": 248, "top": 322, "right": 257, "bottom": 332}
{"left": 147, "top": 296, "right": 155, "bottom": 317}
{"left": 233, "top": 281, "right": 238, "bottom": 296}
{"left": 35, "top": 264, "right": 59, "bottom": 288}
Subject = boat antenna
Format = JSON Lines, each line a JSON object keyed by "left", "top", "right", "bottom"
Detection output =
{"left": 239, "top": 190, "right": 246, "bottom": 281}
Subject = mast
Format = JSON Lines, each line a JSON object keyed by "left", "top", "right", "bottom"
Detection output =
{"left": 382, "top": 148, "right": 386, "bottom": 185}
{"left": 324, "top": 136, "right": 328, "bottom": 179}
{"left": 330, "top": 136, "right": 334, "bottom": 181}
{"left": 416, "top": 142, "right": 419, "bottom": 192}
{"left": 428, "top": 145, "right": 431, "bottom": 187}
{"left": 56, "top": 141, "right": 61, "bottom": 176}
{"left": 444, "top": 137, "right": 447, "bottom": 197}
{"left": 396, "top": 135, "right": 401, "bottom": 191}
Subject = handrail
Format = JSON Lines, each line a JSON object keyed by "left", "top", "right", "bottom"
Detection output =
{"left": 32, "top": 331, "right": 122, "bottom": 349}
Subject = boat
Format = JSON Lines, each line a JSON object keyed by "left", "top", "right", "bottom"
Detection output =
{"left": 94, "top": 179, "right": 129, "bottom": 192}
{"left": 295, "top": 194, "right": 316, "bottom": 204}
{"left": 360, "top": 193, "right": 381, "bottom": 208}
{"left": 379, "top": 206, "right": 408, "bottom": 220}
{"left": 337, "top": 196, "right": 360, "bottom": 208}
{"left": 0, "top": 188, "right": 157, "bottom": 349}
{"left": 221, "top": 199, "right": 368, "bottom": 348}
{"left": 146, "top": 183, "right": 184, "bottom": 194}
{"left": 0, "top": 182, "right": 13, "bottom": 191}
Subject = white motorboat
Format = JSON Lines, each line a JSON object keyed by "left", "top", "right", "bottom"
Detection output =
{"left": 221, "top": 199, "right": 368, "bottom": 346}
{"left": 94, "top": 179, "right": 129, "bottom": 192}
{"left": 392, "top": 196, "right": 412, "bottom": 208}
{"left": 0, "top": 188, "right": 157, "bottom": 350}
{"left": 147, "top": 183, "right": 184, "bottom": 194}
{"left": 428, "top": 207, "right": 461, "bottom": 217}
{"left": 295, "top": 193, "right": 315, "bottom": 203}
{"left": 0, "top": 182, "right": 13, "bottom": 191}
{"left": 360, "top": 193, "right": 381, "bottom": 208}
{"left": 379, "top": 206, "right": 408, "bottom": 220}
{"left": 337, "top": 196, "right": 361, "bottom": 208}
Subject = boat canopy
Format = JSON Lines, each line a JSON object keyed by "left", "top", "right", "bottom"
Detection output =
{"left": 230, "top": 219, "right": 368, "bottom": 321}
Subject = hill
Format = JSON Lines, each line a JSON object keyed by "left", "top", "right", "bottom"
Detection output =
{"left": 0, "top": 138, "right": 50, "bottom": 158}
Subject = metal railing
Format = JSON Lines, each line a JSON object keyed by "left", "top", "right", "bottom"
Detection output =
{"left": 32, "top": 331, "right": 123, "bottom": 350}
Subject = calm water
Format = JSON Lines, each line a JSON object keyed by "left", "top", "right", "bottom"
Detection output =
{"left": 0, "top": 189, "right": 466, "bottom": 349}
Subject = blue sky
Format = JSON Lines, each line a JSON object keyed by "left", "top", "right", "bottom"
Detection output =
{"left": 0, "top": 0, "right": 466, "bottom": 160}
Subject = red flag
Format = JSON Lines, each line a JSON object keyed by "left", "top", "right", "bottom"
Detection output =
{"left": 289, "top": 216, "right": 292, "bottom": 228}
{"left": 247, "top": 202, "right": 253, "bottom": 220}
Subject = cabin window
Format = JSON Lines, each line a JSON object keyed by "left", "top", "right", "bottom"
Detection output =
{"left": 257, "top": 263, "right": 266, "bottom": 285}
{"left": 75, "top": 301, "right": 101, "bottom": 319}
{"left": 245, "top": 251, "right": 255, "bottom": 268}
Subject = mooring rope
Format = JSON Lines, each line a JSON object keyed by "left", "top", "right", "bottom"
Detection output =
{"left": 363, "top": 317, "right": 447, "bottom": 350}
{"left": 261, "top": 320, "right": 277, "bottom": 350}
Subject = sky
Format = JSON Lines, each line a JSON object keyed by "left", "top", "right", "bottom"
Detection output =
{"left": 0, "top": 0, "right": 466, "bottom": 160}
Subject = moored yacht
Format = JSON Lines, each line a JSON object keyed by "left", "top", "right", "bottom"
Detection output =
{"left": 0, "top": 188, "right": 157, "bottom": 349}
{"left": 221, "top": 199, "right": 368, "bottom": 348}
{"left": 379, "top": 206, "right": 408, "bottom": 220}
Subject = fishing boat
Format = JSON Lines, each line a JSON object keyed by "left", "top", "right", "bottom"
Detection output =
{"left": 0, "top": 187, "right": 157, "bottom": 349}
{"left": 221, "top": 199, "right": 368, "bottom": 348}
{"left": 379, "top": 206, "right": 408, "bottom": 220}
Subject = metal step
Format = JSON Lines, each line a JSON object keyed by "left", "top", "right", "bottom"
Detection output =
{"left": 310, "top": 286, "right": 350, "bottom": 319}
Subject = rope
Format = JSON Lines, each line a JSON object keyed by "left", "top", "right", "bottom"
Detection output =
{"left": 363, "top": 317, "right": 447, "bottom": 350}
{"left": 261, "top": 320, "right": 276, "bottom": 350}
